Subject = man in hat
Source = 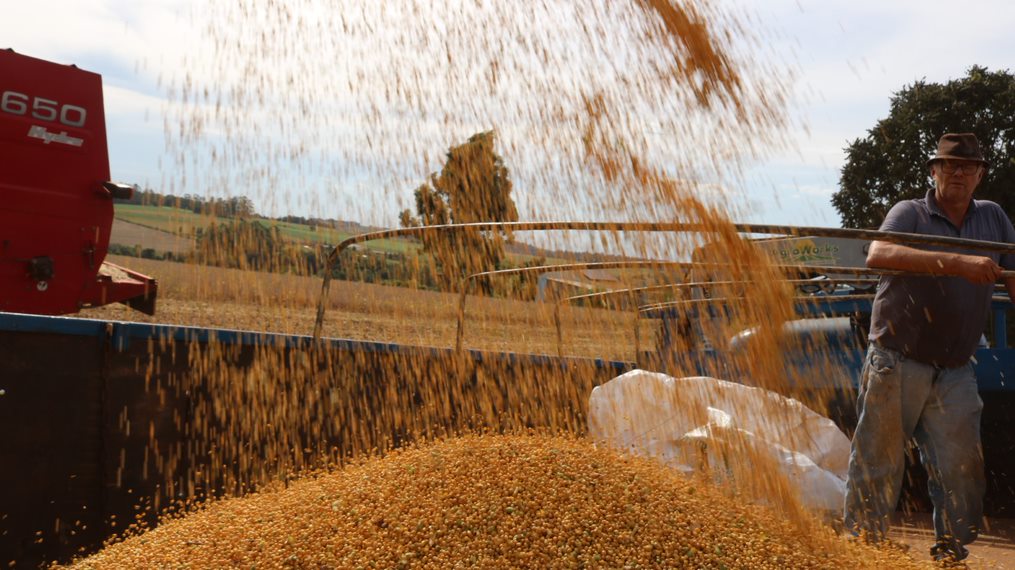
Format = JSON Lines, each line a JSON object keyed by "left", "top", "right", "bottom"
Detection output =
{"left": 843, "top": 133, "right": 1015, "bottom": 561}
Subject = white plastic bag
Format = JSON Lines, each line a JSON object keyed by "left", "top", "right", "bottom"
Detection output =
{"left": 587, "top": 369, "right": 850, "bottom": 512}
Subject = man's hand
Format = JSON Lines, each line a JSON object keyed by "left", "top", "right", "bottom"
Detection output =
{"left": 957, "top": 255, "right": 1003, "bottom": 284}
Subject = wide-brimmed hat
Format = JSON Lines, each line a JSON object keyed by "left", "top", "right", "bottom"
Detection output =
{"left": 926, "top": 132, "right": 989, "bottom": 167}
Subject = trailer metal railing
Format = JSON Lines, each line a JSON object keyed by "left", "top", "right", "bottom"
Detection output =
{"left": 314, "top": 221, "right": 1015, "bottom": 346}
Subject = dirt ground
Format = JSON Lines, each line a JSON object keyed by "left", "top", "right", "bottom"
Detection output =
{"left": 893, "top": 513, "right": 1015, "bottom": 568}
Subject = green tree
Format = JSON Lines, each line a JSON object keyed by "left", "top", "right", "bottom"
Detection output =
{"left": 833, "top": 67, "right": 1015, "bottom": 228}
{"left": 400, "top": 131, "right": 519, "bottom": 290}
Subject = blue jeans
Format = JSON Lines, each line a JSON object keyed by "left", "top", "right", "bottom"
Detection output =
{"left": 843, "top": 343, "right": 985, "bottom": 547}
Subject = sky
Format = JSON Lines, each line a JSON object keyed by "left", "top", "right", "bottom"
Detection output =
{"left": 3, "top": 0, "right": 1014, "bottom": 230}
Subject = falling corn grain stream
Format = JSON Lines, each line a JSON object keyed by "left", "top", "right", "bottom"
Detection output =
{"left": 66, "top": 0, "right": 923, "bottom": 567}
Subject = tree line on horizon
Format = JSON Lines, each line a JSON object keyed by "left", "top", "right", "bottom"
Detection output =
{"left": 115, "top": 189, "right": 257, "bottom": 219}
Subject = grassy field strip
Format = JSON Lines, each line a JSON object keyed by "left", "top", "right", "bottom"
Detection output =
{"left": 261, "top": 219, "right": 419, "bottom": 254}
{"left": 114, "top": 204, "right": 208, "bottom": 234}
{"left": 115, "top": 204, "right": 419, "bottom": 255}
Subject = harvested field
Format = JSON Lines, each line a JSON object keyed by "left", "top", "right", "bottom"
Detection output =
{"left": 79, "top": 256, "right": 654, "bottom": 361}
{"left": 70, "top": 434, "right": 926, "bottom": 569}
{"left": 110, "top": 219, "right": 195, "bottom": 254}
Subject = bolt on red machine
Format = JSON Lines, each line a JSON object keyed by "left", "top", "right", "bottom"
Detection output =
{"left": 0, "top": 49, "right": 157, "bottom": 315}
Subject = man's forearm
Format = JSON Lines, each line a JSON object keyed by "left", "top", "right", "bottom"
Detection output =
{"left": 867, "top": 241, "right": 961, "bottom": 274}
{"left": 867, "top": 240, "right": 1002, "bottom": 284}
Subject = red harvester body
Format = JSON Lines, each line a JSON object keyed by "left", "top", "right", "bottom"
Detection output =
{"left": 0, "top": 49, "right": 156, "bottom": 315}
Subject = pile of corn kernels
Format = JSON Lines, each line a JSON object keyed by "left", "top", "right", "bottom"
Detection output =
{"left": 71, "top": 434, "right": 924, "bottom": 569}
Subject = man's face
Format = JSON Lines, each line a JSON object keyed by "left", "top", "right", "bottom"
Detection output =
{"left": 931, "top": 159, "right": 985, "bottom": 203}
